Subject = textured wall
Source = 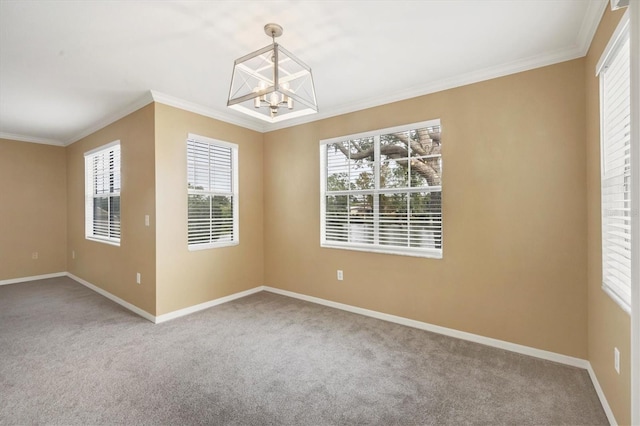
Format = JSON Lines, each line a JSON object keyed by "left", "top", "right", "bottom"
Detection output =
{"left": 154, "top": 103, "right": 264, "bottom": 315}
{"left": 585, "top": 6, "right": 631, "bottom": 425}
{"left": 66, "top": 104, "right": 156, "bottom": 314}
{"left": 263, "top": 59, "right": 588, "bottom": 359}
{"left": 0, "top": 139, "right": 67, "bottom": 280}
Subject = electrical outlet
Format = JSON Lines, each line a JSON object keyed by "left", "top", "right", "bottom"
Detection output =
{"left": 614, "top": 347, "right": 620, "bottom": 374}
{"left": 337, "top": 270, "right": 343, "bottom": 281}
{"left": 145, "top": 215, "right": 150, "bottom": 227}
{"left": 32, "top": 252, "right": 38, "bottom": 260}
{"left": 72, "top": 250, "right": 75, "bottom": 259}
{"left": 136, "top": 273, "right": 141, "bottom": 284}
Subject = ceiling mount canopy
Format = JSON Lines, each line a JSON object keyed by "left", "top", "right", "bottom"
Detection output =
{"left": 227, "top": 23, "right": 318, "bottom": 123}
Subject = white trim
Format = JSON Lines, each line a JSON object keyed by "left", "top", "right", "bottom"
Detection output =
{"left": 578, "top": 0, "right": 611, "bottom": 55}
{"left": 320, "top": 121, "right": 443, "bottom": 259}
{"left": 0, "top": 272, "right": 66, "bottom": 286}
{"left": 154, "top": 286, "right": 264, "bottom": 323}
{"left": 320, "top": 242, "right": 443, "bottom": 259}
{"left": 63, "top": 273, "right": 265, "bottom": 325}
{"left": 228, "top": 103, "right": 317, "bottom": 124}
{"left": 187, "top": 241, "right": 239, "bottom": 251}
{"left": 55, "top": 26, "right": 611, "bottom": 142}
{"left": 610, "top": 0, "right": 630, "bottom": 11}
{"left": 83, "top": 139, "right": 120, "bottom": 157}
{"left": 151, "top": 90, "right": 267, "bottom": 133}
{"left": 598, "top": 9, "right": 632, "bottom": 314}
{"left": 85, "top": 236, "right": 121, "bottom": 247}
{"left": 319, "top": 143, "right": 327, "bottom": 243}
{"left": 319, "top": 119, "right": 441, "bottom": 146}
{"left": 588, "top": 364, "right": 619, "bottom": 425}
{"left": 3, "top": 92, "right": 155, "bottom": 147}
{"left": 153, "top": 26, "right": 605, "bottom": 136}
{"left": 186, "top": 133, "right": 237, "bottom": 150}
{"left": 2, "top": 273, "right": 616, "bottom": 419}
{"left": 186, "top": 134, "right": 239, "bottom": 249}
{"left": 65, "top": 92, "right": 154, "bottom": 146}
{"left": 66, "top": 273, "right": 156, "bottom": 323}
{"left": 84, "top": 141, "right": 122, "bottom": 245}
{"left": 602, "top": 285, "right": 632, "bottom": 315}
{"left": 2, "top": 1, "right": 609, "bottom": 144}
{"left": 265, "top": 286, "right": 620, "bottom": 423}
{"left": 53, "top": 276, "right": 595, "bottom": 373}
{"left": 266, "top": 7, "right": 607, "bottom": 135}
{"left": 262, "top": 286, "right": 588, "bottom": 369}
{"left": 630, "top": 1, "right": 640, "bottom": 424}
{"left": 596, "top": 10, "right": 630, "bottom": 75}
{"left": 0, "top": 132, "right": 64, "bottom": 146}
{"left": 13, "top": 0, "right": 602, "bottom": 146}
{"left": 0, "top": 274, "right": 596, "bottom": 369}
{"left": 156, "top": 19, "right": 607, "bottom": 137}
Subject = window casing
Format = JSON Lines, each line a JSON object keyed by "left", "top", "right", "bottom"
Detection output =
{"left": 84, "top": 141, "right": 121, "bottom": 245}
{"left": 598, "top": 14, "right": 631, "bottom": 313}
{"left": 187, "top": 134, "right": 239, "bottom": 250}
{"left": 320, "top": 120, "right": 442, "bottom": 258}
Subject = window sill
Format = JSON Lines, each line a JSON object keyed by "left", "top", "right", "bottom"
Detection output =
{"left": 321, "top": 242, "right": 442, "bottom": 259}
{"left": 601, "top": 285, "right": 631, "bottom": 315}
{"left": 86, "top": 236, "right": 120, "bottom": 247}
{"left": 188, "top": 241, "right": 239, "bottom": 251}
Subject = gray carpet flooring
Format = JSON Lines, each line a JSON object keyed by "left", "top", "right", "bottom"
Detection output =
{"left": 0, "top": 277, "right": 607, "bottom": 425}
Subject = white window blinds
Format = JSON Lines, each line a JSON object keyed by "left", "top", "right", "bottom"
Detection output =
{"left": 187, "top": 135, "right": 238, "bottom": 249}
{"left": 84, "top": 142, "right": 121, "bottom": 244}
{"left": 600, "top": 29, "right": 631, "bottom": 312}
{"left": 321, "top": 120, "right": 442, "bottom": 258}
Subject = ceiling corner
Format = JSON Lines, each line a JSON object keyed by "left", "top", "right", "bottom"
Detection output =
{"left": 63, "top": 91, "right": 155, "bottom": 146}
{"left": 0, "top": 132, "right": 64, "bottom": 147}
{"left": 576, "top": 0, "right": 609, "bottom": 56}
{"left": 150, "top": 90, "right": 269, "bottom": 133}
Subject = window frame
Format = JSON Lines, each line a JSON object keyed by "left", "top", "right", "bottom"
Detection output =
{"left": 84, "top": 140, "right": 121, "bottom": 246}
{"left": 597, "top": 10, "right": 632, "bottom": 314}
{"left": 186, "top": 133, "right": 239, "bottom": 251}
{"left": 320, "top": 119, "right": 442, "bottom": 259}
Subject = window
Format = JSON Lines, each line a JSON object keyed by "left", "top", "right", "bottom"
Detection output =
{"left": 320, "top": 120, "right": 442, "bottom": 258}
{"left": 187, "top": 134, "right": 238, "bottom": 250}
{"left": 597, "top": 13, "right": 631, "bottom": 313}
{"left": 84, "top": 141, "right": 121, "bottom": 245}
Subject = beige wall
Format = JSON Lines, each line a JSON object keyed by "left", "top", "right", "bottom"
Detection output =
{"left": 66, "top": 104, "right": 156, "bottom": 314}
{"left": 0, "top": 139, "right": 67, "bottom": 280}
{"left": 4, "top": 10, "right": 633, "bottom": 419}
{"left": 154, "top": 103, "right": 264, "bottom": 315}
{"left": 585, "top": 6, "right": 631, "bottom": 425}
{"left": 264, "top": 58, "right": 589, "bottom": 359}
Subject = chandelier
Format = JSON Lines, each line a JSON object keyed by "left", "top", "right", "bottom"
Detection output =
{"left": 227, "top": 23, "right": 318, "bottom": 123}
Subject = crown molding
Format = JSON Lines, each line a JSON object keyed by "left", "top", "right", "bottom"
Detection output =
{"left": 149, "top": 90, "right": 267, "bottom": 133}
{"left": 0, "top": 132, "right": 64, "bottom": 146}
{"left": 3, "top": 1, "right": 610, "bottom": 142}
{"left": 264, "top": 1, "right": 609, "bottom": 133}
{"left": 146, "top": 39, "right": 600, "bottom": 135}
{"left": 577, "top": 0, "right": 609, "bottom": 56}
{"left": 64, "top": 91, "right": 155, "bottom": 146}
{"left": 265, "top": 46, "right": 591, "bottom": 133}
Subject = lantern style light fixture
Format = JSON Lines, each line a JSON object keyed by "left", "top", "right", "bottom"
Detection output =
{"left": 227, "top": 23, "right": 318, "bottom": 123}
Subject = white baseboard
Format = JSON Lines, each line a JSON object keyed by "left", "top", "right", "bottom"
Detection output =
{"left": 588, "top": 364, "right": 618, "bottom": 425}
{"left": 263, "top": 286, "right": 589, "bottom": 369}
{"left": 264, "top": 286, "right": 619, "bottom": 425}
{"left": 66, "top": 273, "right": 156, "bottom": 323}
{"left": 154, "top": 286, "right": 265, "bottom": 323}
{"left": 0, "top": 272, "right": 66, "bottom": 286}
{"left": 66, "top": 272, "right": 265, "bottom": 325}
{"left": 3, "top": 274, "right": 616, "bottom": 424}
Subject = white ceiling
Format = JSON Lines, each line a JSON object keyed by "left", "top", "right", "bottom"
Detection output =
{"left": 0, "top": 0, "right": 607, "bottom": 146}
